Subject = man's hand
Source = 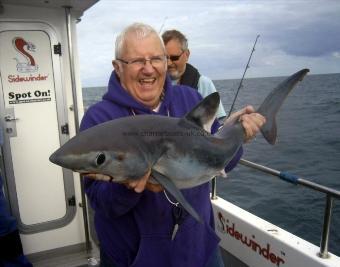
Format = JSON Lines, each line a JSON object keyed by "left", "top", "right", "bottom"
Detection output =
{"left": 124, "top": 169, "right": 163, "bottom": 193}
{"left": 86, "top": 170, "right": 163, "bottom": 193}
{"left": 225, "top": 105, "right": 266, "bottom": 142}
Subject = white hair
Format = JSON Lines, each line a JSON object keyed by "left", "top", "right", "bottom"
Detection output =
{"left": 115, "top": 22, "right": 165, "bottom": 59}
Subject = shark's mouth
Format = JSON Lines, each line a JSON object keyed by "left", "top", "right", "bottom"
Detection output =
{"left": 79, "top": 172, "right": 115, "bottom": 182}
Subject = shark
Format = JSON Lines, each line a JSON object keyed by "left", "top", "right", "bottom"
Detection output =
{"left": 50, "top": 69, "right": 309, "bottom": 222}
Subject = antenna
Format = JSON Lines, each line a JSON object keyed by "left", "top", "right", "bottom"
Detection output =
{"left": 227, "top": 34, "right": 260, "bottom": 117}
{"left": 159, "top": 16, "right": 168, "bottom": 34}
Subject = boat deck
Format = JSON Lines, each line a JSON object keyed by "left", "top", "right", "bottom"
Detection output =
{"left": 28, "top": 243, "right": 100, "bottom": 267}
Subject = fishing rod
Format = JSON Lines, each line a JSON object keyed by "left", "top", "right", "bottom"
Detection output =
{"left": 227, "top": 34, "right": 260, "bottom": 118}
{"left": 212, "top": 34, "right": 259, "bottom": 200}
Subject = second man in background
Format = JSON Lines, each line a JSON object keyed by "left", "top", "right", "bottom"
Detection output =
{"left": 162, "top": 29, "right": 226, "bottom": 120}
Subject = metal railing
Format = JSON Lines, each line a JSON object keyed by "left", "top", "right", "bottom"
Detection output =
{"left": 211, "top": 158, "right": 340, "bottom": 258}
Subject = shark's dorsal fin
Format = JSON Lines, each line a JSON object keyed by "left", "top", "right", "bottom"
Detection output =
{"left": 183, "top": 92, "right": 220, "bottom": 132}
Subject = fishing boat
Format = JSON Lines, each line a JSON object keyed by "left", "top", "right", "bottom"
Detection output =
{"left": 0, "top": 1, "right": 339, "bottom": 266}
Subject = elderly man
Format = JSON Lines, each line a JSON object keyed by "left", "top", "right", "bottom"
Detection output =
{"left": 162, "top": 29, "right": 227, "bottom": 121}
{"left": 81, "top": 23, "right": 265, "bottom": 267}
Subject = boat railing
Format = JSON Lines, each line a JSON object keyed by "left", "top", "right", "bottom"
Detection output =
{"left": 211, "top": 158, "right": 340, "bottom": 259}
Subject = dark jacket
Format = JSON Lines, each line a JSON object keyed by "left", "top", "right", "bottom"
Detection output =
{"left": 179, "top": 63, "right": 200, "bottom": 89}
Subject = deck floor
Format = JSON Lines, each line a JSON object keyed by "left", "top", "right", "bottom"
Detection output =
{"left": 28, "top": 243, "right": 100, "bottom": 267}
{"left": 29, "top": 245, "right": 249, "bottom": 267}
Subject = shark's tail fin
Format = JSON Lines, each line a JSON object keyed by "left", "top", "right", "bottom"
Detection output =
{"left": 257, "top": 69, "right": 309, "bottom": 145}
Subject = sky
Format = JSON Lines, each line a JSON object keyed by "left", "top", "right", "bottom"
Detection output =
{"left": 77, "top": 0, "right": 340, "bottom": 87}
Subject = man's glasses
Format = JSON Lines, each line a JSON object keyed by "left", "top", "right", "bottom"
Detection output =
{"left": 117, "top": 55, "right": 167, "bottom": 68}
{"left": 168, "top": 50, "right": 185, "bottom": 62}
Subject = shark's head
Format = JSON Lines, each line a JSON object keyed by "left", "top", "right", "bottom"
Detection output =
{"left": 49, "top": 120, "right": 150, "bottom": 182}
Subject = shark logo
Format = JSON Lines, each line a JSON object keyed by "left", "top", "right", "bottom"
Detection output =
{"left": 13, "top": 37, "right": 38, "bottom": 73}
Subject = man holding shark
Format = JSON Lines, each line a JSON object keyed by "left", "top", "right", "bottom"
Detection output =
{"left": 50, "top": 23, "right": 309, "bottom": 267}
{"left": 50, "top": 21, "right": 309, "bottom": 266}
{"left": 77, "top": 22, "right": 265, "bottom": 267}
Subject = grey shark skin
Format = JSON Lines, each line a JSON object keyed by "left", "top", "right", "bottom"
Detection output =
{"left": 50, "top": 69, "right": 309, "bottom": 222}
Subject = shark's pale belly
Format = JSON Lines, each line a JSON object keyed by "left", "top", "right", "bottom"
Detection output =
{"left": 153, "top": 154, "right": 222, "bottom": 189}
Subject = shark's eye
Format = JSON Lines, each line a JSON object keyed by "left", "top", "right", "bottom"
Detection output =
{"left": 95, "top": 153, "right": 106, "bottom": 166}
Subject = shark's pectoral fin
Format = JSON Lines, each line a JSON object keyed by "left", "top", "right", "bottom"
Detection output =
{"left": 151, "top": 169, "right": 202, "bottom": 223}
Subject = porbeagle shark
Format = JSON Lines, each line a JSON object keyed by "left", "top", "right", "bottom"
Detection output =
{"left": 50, "top": 69, "right": 309, "bottom": 222}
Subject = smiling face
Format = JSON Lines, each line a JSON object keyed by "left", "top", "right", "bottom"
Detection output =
{"left": 113, "top": 32, "right": 167, "bottom": 109}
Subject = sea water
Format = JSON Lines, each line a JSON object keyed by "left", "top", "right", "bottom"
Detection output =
{"left": 82, "top": 73, "right": 340, "bottom": 254}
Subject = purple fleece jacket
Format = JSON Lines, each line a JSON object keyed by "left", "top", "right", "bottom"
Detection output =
{"left": 80, "top": 72, "right": 242, "bottom": 267}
